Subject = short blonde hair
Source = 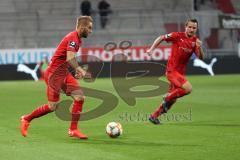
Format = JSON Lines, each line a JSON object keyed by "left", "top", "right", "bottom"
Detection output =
{"left": 76, "top": 16, "right": 93, "bottom": 29}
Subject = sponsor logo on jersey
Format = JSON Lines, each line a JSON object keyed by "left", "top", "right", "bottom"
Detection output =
{"left": 69, "top": 41, "right": 77, "bottom": 48}
{"left": 192, "top": 42, "right": 196, "bottom": 47}
{"left": 179, "top": 47, "right": 192, "bottom": 53}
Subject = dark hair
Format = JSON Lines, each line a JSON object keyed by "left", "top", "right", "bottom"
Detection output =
{"left": 185, "top": 18, "right": 198, "bottom": 26}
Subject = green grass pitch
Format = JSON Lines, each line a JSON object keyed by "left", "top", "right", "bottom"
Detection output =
{"left": 0, "top": 74, "right": 240, "bottom": 160}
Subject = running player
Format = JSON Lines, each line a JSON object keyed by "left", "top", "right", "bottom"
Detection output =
{"left": 147, "top": 19, "right": 204, "bottom": 124}
{"left": 20, "top": 16, "right": 93, "bottom": 138}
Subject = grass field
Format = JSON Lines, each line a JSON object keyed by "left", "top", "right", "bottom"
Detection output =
{"left": 0, "top": 74, "right": 240, "bottom": 160}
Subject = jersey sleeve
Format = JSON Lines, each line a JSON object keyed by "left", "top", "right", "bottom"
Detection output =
{"left": 67, "top": 37, "right": 79, "bottom": 53}
{"left": 163, "top": 32, "right": 179, "bottom": 43}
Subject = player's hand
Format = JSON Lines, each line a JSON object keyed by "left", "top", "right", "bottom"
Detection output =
{"left": 74, "top": 73, "right": 82, "bottom": 79}
{"left": 75, "top": 66, "right": 86, "bottom": 79}
{"left": 146, "top": 49, "right": 153, "bottom": 56}
{"left": 196, "top": 39, "right": 202, "bottom": 48}
{"left": 84, "top": 72, "right": 92, "bottom": 79}
{"left": 74, "top": 72, "right": 83, "bottom": 79}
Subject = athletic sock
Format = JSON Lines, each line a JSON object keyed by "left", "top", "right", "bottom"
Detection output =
{"left": 24, "top": 104, "right": 52, "bottom": 122}
{"left": 151, "top": 99, "right": 177, "bottom": 118}
{"left": 70, "top": 100, "right": 84, "bottom": 130}
{"left": 151, "top": 104, "right": 164, "bottom": 118}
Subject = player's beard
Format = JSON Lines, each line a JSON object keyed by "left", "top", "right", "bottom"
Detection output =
{"left": 187, "top": 32, "right": 194, "bottom": 37}
{"left": 81, "top": 29, "right": 88, "bottom": 38}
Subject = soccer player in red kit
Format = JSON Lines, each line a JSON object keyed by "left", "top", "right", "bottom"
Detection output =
{"left": 147, "top": 19, "right": 204, "bottom": 124}
{"left": 20, "top": 16, "right": 93, "bottom": 138}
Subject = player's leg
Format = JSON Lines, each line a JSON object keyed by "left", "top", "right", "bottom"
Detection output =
{"left": 164, "top": 71, "right": 191, "bottom": 102}
{"left": 149, "top": 84, "right": 177, "bottom": 124}
{"left": 151, "top": 73, "right": 192, "bottom": 118}
{"left": 150, "top": 81, "right": 192, "bottom": 120}
{"left": 20, "top": 101, "right": 59, "bottom": 137}
{"left": 182, "top": 81, "right": 192, "bottom": 93}
{"left": 150, "top": 99, "right": 177, "bottom": 121}
{"left": 70, "top": 91, "right": 84, "bottom": 130}
{"left": 68, "top": 93, "right": 87, "bottom": 139}
{"left": 20, "top": 70, "right": 61, "bottom": 137}
{"left": 21, "top": 102, "right": 55, "bottom": 122}
{"left": 165, "top": 81, "right": 192, "bottom": 102}
{"left": 149, "top": 71, "right": 191, "bottom": 124}
{"left": 64, "top": 74, "right": 88, "bottom": 139}
{"left": 160, "top": 72, "right": 192, "bottom": 113}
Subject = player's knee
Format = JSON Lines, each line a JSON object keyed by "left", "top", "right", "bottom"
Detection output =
{"left": 183, "top": 82, "right": 192, "bottom": 94}
{"left": 185, "top": 86, "right": 192, "bottom": 94}
{"left": 71, "top": 89, "right": 84, "bottom": 102}
{"left": 73, "top": 95, "right": 85, "bottom": 102}
{"left": 48, "top": 102, "right": 59, "bottom": 111}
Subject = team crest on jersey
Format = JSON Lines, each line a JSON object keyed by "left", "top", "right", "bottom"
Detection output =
{"left": 69, "top": 41, "right": 77, "bottom": 48}
{"left": 164, "top": 33, "right": 172, "bottom": 39}
{"left": 192, "top": 42, "right": 196, "bottom": 47}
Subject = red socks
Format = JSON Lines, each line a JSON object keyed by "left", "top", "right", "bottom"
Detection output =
{"left": 151, "top": 100, "right": 176, "bottom": 118}
{"left": 166, "top": 88, "right": 187, "bottom": 102}
{"left": 151, "top": 105, "right": 165, "bottom": 118}
{"left": 24, "top": 104, "right": 52, "bottom": 122}
{"left": 152, "top": 88, "right": 187, "bottom": 118}
{"left": 23, "top": 100, "right": 84, "bottom": 130}
{"left": 70, "top": 100, "right": 84, "bottom": 130}
{"left": 151, "top": 88, "right": 188, "bottom": 119}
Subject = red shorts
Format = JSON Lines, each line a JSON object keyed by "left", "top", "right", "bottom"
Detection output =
{"left": 166, "top": 71, "right": 187, "bottom": 92}
{"left": 44, "top": 69, "right": 81, "bottom": 102}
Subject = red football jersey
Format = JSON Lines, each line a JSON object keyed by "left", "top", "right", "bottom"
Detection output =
{"left": 48, "top": 31, "right": 82, "bottom": 74}
{"left": 163, "top": 32, "right": 199, "bottom": 74}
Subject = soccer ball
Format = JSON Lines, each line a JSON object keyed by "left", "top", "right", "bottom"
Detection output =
{"left": 106, "top": 122, "right": 123, "bottom": 138}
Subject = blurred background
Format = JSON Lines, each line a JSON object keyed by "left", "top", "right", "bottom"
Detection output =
{"left": 1, "top": 2, "right": 240, "bottom": 159}
{"left": 0, "top": 0, "right": 239, "bottom": 80}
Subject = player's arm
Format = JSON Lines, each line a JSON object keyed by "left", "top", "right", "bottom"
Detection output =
{"left": 196, "top": 39, "right": 204, "bottom": 60}
{"left": 67, "top": 51, "right": 86, "bottom": 79}
{"left": 146, "top": 35, "right": 165, "bottom": 55}
{"left": 147, "top": 32, "right": 178, "bottom": 55}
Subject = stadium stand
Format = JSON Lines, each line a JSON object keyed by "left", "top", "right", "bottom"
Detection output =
{"left": 0, "top": 0, "right": 239, "bottom": 56}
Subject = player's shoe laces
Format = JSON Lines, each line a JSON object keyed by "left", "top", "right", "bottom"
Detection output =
{"left": 148, "top": 115, "right": 160, "bottom": 125}
{"left": 20, "top": 116, "right": 30, "bottom": 137}
{"left": 68, "top": 129, "right": 88, "bottom": 139}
